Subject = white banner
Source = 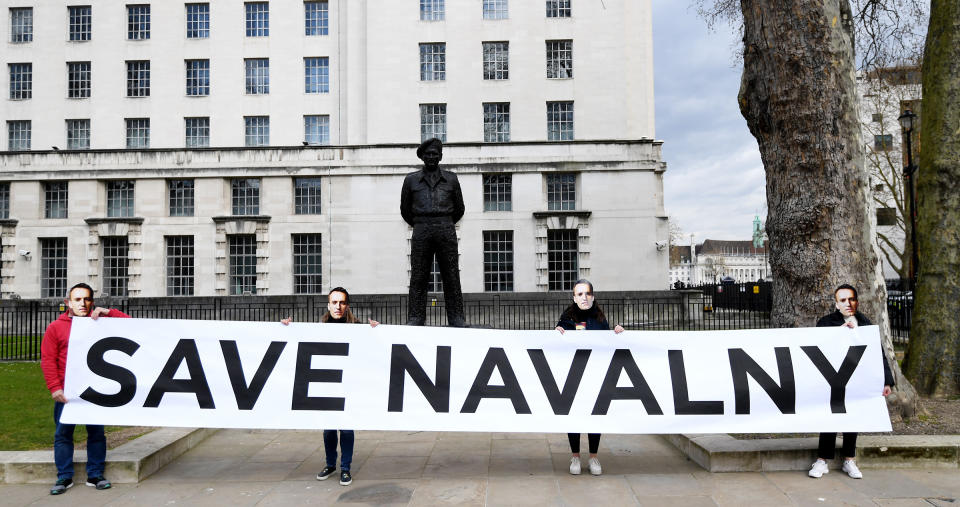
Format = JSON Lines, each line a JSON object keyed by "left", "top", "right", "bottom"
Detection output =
{"left": 61, "top": 318, "right": 892, "bottom": 433}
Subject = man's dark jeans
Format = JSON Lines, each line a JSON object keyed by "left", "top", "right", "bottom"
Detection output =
{"left": 323, "top": 430, "right": 355, "bottom": 471}
{"left": 54, "top": 402, "right": 106, "bottom": 479}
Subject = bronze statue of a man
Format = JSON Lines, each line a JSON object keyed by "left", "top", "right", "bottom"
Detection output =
{"left": 400, "top": 138, "right": 467, "bottom": 327}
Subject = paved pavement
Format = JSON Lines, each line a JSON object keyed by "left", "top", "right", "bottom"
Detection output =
{"left": 2, "top": 429, "right": 959, "bottom": 506}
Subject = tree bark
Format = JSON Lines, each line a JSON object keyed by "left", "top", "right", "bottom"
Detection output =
{"left": 737, "top": 0, "right": 918, "bottom": 416}
{"left": 903, "top": 0, "right": 960, "bottom": 397}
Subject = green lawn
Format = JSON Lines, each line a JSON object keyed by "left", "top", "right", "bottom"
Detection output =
{"left": 0, "top": 362, "right": 133, "bottom": 451}
{"left": 0, "top": 335, "right": 42, "bottom": 360}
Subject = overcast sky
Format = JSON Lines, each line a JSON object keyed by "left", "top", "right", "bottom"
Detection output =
{"left": 651, "top": 0, "right": 767, "bottom": 244}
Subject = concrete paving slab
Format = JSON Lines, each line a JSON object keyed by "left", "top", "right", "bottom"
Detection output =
{"left": 372, "top": 440, "right": 437, "bottom": 457}
{"left": 103, "top": 481, "right": 207, "bottom": 506}
{"left": 692, "top": 471, "right": 793, "bottom": 505}
{"left": 407, "top": 478, "right": 486, "bottom": 506}
{"left": 488, "top": 457, "right": 556, "bottom": 477}
{"left": 333, "top": 479, "right": 418, "bottom": 505}
{"left": 491, "top": 437, "right": 550, "bottom": 458}
{"left": 486, "top": 476, "right": 561, "bottom": 506}
{"left": 635, "top": 494, "right": 717, "bottom": 506}
{"left": 213, "top": 460, "right": 302, "bottom": 482}
{"left": 555, "top": 475, "right": 640, "bottom": 507}
{"left": 354, "top": 455, "right": 428, "bottom": 480}
{"left": 624, "top": 472, "right": 707, "bottom": 497}
{"left": 252, "top": 479, "right": 344, "bottom": 506}
{"left": 842, "top": 469, "right": 954, "bottom": 499}
{"left": 177, "top": 480, "right": 276, "bottom": 507}
{"left": 422, "top": 452, "right": 490, "bottom": 478}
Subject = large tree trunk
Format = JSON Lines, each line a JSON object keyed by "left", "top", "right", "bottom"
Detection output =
{"left": 903, "top": 0, "right": 960, "bottom": 397}
{"left": 737, "top": 0, "right": 918, "bottom": 417}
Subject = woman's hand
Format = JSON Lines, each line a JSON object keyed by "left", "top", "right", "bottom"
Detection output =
{"left": 614, "top": 324, "right": 624, "bottom": 334}
{"left": 555, "top": 326, "right": 565, "bottom": 334}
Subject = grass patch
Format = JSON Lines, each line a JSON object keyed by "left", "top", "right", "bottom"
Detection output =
{"left": 0, "top": 335, "right": 42, "bottom": 360}
{"left": 0, "top": 361, "right": 142, "bottom": 451}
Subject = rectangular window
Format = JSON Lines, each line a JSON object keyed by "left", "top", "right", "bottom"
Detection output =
{"left": 0, "top": 182, "right": 9, "bottom": 219}
{"left": 304, "top": 57, "right": 330, "bottom": 93}
{"left": 101, "top": 237, "right": 129, "bottom": 297}
{"left": 244, "top": 58, "right": 269, "bottom": 94}
{"left": 67, "top": 61, "right": 91, "bottom": 98}
{"left": 547, "top": 173, "right": 576, "bottom": 210}
{"left": 106, "top": 180, "right": 135, "bottom": 218}
{"left": 7, "top": 121, "right": 31, "bottom": 151}
{"left": 547, "top": 229, "right": 578, "bottom": 291}
{"left": 44, "top": 182, "right": 68, "bottom": 219}
{"left": 482, "top": 42, "right": 509, "bottom": 80}
{"left": 420, "top": 0, "right": 444, "bottom": 21}
{"left": 546, "top": 40, "right": 573, "bottom": 78}
{"left": 483, "top": 174, "right": 512, "bottom": 211}
{"left": 294, "top": 177, "right": 322, "bottom": 214}
{"left": 429, "top": 258, "right": 442, "bottom": 293}
{"left": 547, "top": 101, "right": 574, "bottom": 141}
{"left": 244, "top": 116, "right": 269, "bottom": 147}
{"left": 304, "top": 115, "right": 330, "bottom": 145}
{"left": 125, "top": 118, "right": 150, "bottom": 148}
{"left": 483, "top": 0, "right": 508, "bottom": 20}
{"left": 185, "top": 117, "right": 209, "bottom": 148}
{"left": 68, "top": 6, "right": 92, "bottom": 41}
{"left": 40, "top": 238, "right": 68, "bottom": 298}
{"left": 871, "top": 113, "right": 883, "bottom": 123}
{"left": 546, "top": 0, "right": 571, "bottom": 17}
{"left": 185, "top": 59, "right": 210, "bottom": 96}
{"left": 874, "top": 134, "right": 893, "bottom": 151}
{"left": 483, "top": 230, "right": 514, "bottom": 291}
{"left": 420, "top": 104, "right": 447, "bottom": 142}
{"left": 66, "top": 119, "right": 90, "bottom": 150}
{"left": 232, "top": 178, "right": 260, "bottom": 215}
{"left": 126, "top": 60, "right": 150, "bottom": 97}
{"left": 420, "top": 43, "right": 446, "bottom": 81}
{"left": 168, "top": 179, "right": 195, "bottom": 216}
{"left": 483, "top": 102, "right": 510, "bottom": 142}
{"left": 127, "top": 4, "right": 150, "bottom": 40}
{"left": 877, "top": 207, "right": 897, "bottom": 226}
{"left": 185, "top": 3, "right": 209, "bottom": 38}
{"left": 304, "top": 1, "right": 328, "bottom": 35}
{"left": 229, "top": 235, "right": 257, "bottom": 295}
{"left": 292, "top": 233, "right": 322, "bottom": 294}
{"left": 245, "top": 2, "right": 269, "bottom": 37}
{"left": 166, "top": 235, "right": 195, "bottom": 296}
{"left": 9, "top": 63, "right": 32, "bottom": 99}
{"left": 10, "top": 7, "right": 32, "bottom": 43}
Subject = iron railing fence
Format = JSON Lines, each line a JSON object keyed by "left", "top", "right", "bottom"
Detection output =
{"left": 1, "top": 284, "right": 911, "bottom": 361}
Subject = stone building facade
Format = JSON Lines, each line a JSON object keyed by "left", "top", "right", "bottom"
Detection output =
{"left": 0, "top": 1, "right": 667, "bottom": 298}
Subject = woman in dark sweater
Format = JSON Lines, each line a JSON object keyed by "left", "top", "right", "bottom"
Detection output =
{"left": 555, "top": 279, "right": 624, "bottom": 476}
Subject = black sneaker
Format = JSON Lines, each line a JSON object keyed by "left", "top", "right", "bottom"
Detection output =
{"left": 316, "top": 466, "right": 336, "bottom": 481}
{"left": 50, "top": 478, "right": 73, "bottom": 495}
{"left": 86, "top": 476, "right": 111, "bottom": 490}
{"left": 339, "top": 470, "right": 352, "bottom": 486}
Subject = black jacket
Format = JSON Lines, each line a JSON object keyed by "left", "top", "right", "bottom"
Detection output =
{"left": 816, "top": 310, "right": 895, "bottom": 386}
{"left": 556, "top": 306, "right": 610, "bottom": 331}
{"left": 400, "top": 168, "right": 465, "bottom": 226}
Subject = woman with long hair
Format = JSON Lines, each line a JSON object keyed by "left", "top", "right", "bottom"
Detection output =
{"left": 555, "top": 279, "right": 624, "bottom": 476}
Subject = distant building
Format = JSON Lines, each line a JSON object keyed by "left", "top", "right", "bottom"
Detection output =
{"left": 857, "top": 65, "right": 921, "bottom": 280}
{"left": 669, "top": 239, "right": 770, "bottom": 287}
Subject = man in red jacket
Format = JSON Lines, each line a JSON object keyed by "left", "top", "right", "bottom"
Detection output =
{"left": 41, "top": 283, "right": 129, "bottom": 495}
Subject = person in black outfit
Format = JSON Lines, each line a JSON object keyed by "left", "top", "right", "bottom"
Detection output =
{"left": 555, "top": 279, "right": 624, "bottom": 476}
{"left": 281, "top": 287, "right": 378, "bottom": 486}
{"left": 808, "top": 283, "right": 894, "bottom": 480}
{"left": 400, "top": 138, "right": 467, "bottom": 327}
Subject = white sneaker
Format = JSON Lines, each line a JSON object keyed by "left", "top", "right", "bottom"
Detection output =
{"left": 588, "top": 457, "right": 602, "bottom": 475}
{"left": 842, "top": 459, "right": 863, "bottom": 479}
{"left": 568, "top": 457, "right": 581, "bottom": 475}
{"left": 808, "top": 459, "right": 829, "bottom": 478}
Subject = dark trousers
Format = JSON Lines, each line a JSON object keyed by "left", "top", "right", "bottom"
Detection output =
{"left": 408, "top": 221, "right": 465, "bottom": 326}
{"left": 817, "top": 432, "right": 858, "bottom": 459}
{"left": 568, "top": 433, "right": 601, "bottom": 454}
{"left": 54, "top": 402, "right": 106, "bottom": 480}
{"left": 323, "top": 429, "right": 354, "bottom": 471}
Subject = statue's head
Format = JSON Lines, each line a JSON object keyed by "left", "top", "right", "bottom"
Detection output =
{"left": 416, "top": 138, "right": 443, "bottom": 168}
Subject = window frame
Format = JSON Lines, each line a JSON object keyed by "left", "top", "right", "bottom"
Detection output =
{"left": 420, "top": 103, "right": 447, "bottom": 142}
{"left": 8, "top": 62, "right": 32, "bottom": 100}
{"left": 419, "top": 43, "right": 446, "bottom": 81}
{"left": 304, "top": 57, "right": 330, "bottom": 93}
{"left": 483, "top": 230, "right": 514, "bottom": 292}
{"left": 546, "top": 101, "right": 574, "bottom": 141}
{"left": 482, "top": 41, "right": 509, "bottom": 80}
{"left": 546, "top": 39, "right": 573, "bottom": 79}
{"left": 304, "top": 1, "right": 329, "bottom": 36}
{"left": 166, "top": 235, "right": 195, "bottom": 296}
{"left": 44, "top": 181, "right": 69, "bottom": 219}
{"left": 483, "top": 173, "right": 512, "bottom": 211}
{"left": 228, "top": 234, "right": 258, "bottom": 295}
{"left": 483, "top": 102, "right": 510, "bottom": 143}
{"left": 125, "top": 118, "right": 150, "bottom": 148}
{"left": 185, "top": 3, "right": 210, "bottom": 39}
{"left": 231, "top": 178, "right": 261, "bottom": 215}
{"left": 67, "top": 61, "right": 91, "bottom": 98}
{"left": 244, "top": 58, "right": 270, "bottom": 95}
{"left": 101, "top": 236, "right": 130, "bottom": 297}
{"left": 303, "top": 115, "right": 330, "bottom": 146}
{"left": 126, "top": 60, "right": 151, "bottom": 97}
{"left": 9, "top": 7, "right": 33, "bottom": 43}
{"left": 292, "top": 233, "right": 323, "bottom": 294}
{"left": 244, "top": 2, "right": 269, "bottom": 37}
{"left": 7, "top": 120, "right": 31, "bottom": 151}
{"left": 40, "top": 238, "right": 68, "bottom": 298}
{"left": 66, "top": 119, "right": 90, "bottom": 150}
{"left": 546, "top": 173, "right": 577, "bottom": 211}
{"left": 168, "top": 179, "right": 195, "bottom": 216}
{"left": 106, "top": 180, "right": 135, "bottom": 218}
{"left": 185, "top": 59, "right": 210, "bottom": 96}
{"left": 547, "top": 229, "right": 579, "bottom": 291}
{"left": 244, "top": 116, "right": 270, "bottom": 147}
{"left": 126, "top": 4, "right": 151, "bottom": 40}
{"left": 68, "top": 5, "right": 92, "bottom": 41}
{"left": 294, "top": 177, "right": 322, "bottom": 214}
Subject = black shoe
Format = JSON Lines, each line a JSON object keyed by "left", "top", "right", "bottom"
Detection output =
{"left": 316, "top": 466, "right": 336, "bottom": 481}
{"left": 86, "top": 476, "right": 111, "bottom": 490}
{"left": 50, "top": 478, "right": 73, "bottom": 495}
{"left": 339, "top": 470, "right": 352, "bottom": 486}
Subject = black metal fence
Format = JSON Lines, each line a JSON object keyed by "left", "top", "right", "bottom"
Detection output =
{"left": 1, "top": 283, "right": 912, "bottom": 361}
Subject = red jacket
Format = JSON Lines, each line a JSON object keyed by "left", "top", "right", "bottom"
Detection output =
{"left": 40, "top": 309, "right": 130, "bottom": 394}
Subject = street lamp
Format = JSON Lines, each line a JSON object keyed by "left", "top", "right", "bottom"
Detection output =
{"left": 898, "top": 109, "right": 918, "bottom": 291}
